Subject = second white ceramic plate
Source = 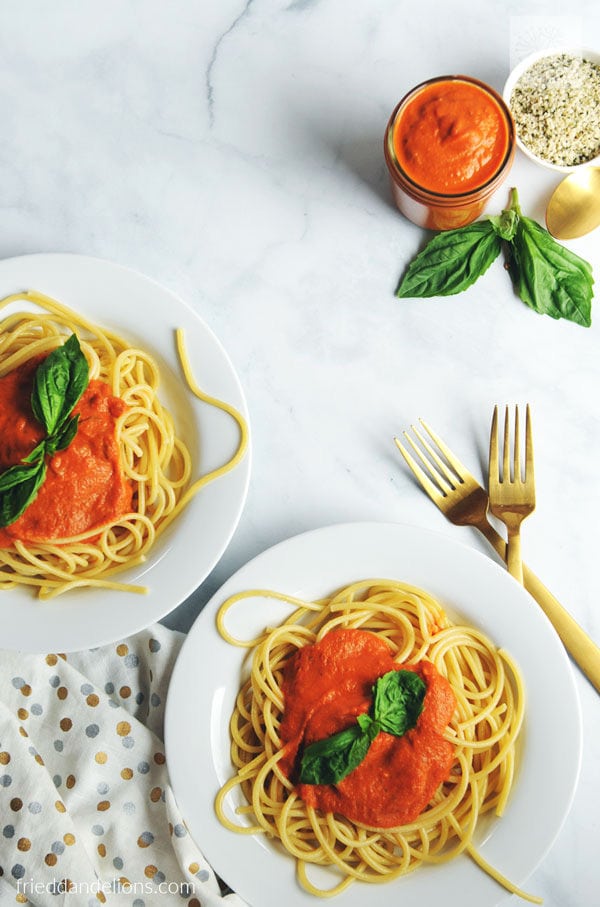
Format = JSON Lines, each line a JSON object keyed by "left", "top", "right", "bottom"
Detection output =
{"left": 165, "top": 521, "right": 582, "bottom": 907}
{"left": 0, "top": 253, "right": 251, "bottom": 653}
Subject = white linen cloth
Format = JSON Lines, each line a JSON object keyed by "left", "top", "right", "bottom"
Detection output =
{"left": 0, "top": 624, "right": 246, "bottom": 907}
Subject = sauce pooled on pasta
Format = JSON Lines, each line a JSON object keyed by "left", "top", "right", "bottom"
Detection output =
{"left": 279, "top": 628, "right": 457, "bottom": 828}
{"left": 0, "top": 355, "right": 132, "bottom": 547}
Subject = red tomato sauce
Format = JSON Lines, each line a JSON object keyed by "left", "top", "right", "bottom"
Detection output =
{"left": 0, "top": 355, "right": 132, "bottom": 547}
{"left": 393, "top": 79, "right": 510, "bottom": 194}
{"left": 279, "top": 628, "right": 457, "bottom": 828}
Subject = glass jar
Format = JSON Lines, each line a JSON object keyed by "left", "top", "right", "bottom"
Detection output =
{"left": 384, "top": 75, "right": 516, "bottom": 230}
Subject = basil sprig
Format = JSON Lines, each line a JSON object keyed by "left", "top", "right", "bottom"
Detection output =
{"left": 0, "top": 334, "right": 89, "bottom": 528}
{"left": 299, "top": 669, "right": 426, "bottom": 786}
{"left": 396, "top": 187, "right": 594, "bottom": 327}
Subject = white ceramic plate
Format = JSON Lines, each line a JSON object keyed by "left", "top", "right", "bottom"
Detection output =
{"left": 165, "top": 521, "right": 582, "bottom": 907}
{"left": 0, "top": 253, "right": 251, "bottom": 653}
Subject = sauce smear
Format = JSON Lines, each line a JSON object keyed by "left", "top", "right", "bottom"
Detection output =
{"left": 280, "top": 628, "right": 456, "bottom": 828}
{"left": 0, "top": 355, "right": 132, "bottom": 547}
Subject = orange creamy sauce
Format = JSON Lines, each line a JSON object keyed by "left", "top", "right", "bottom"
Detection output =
{"left": 393, "top": 79, "right": 510, "bottom": 194}
{"left": 279, "top": 628, "right": 457, "bottom": 828}
{"left": 0, "top": 355, "right": 132, "bottom": 547}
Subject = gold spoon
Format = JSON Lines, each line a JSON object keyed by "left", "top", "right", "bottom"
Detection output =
{"left": 546, "top": 166, "right": 600, "bottom": 240}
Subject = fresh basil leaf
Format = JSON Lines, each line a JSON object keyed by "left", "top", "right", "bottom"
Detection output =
{"left": 45, "top": 415, "right": 80, "bottom": 456}
{"left": 31, "top": 334, "right": 89, "bottom": 435}
{"left": 372, "top": 669, "right": 426, "bottom": 736}
{"left": 0, "top": 459, "right": 47, "bottom": 528}
{"left": 299, "top": 722, "right": 374, "bottom": 786}
{"left": 396, "top": 221, "right": 502, "bottom": 298}
{"left": 508, "top": 216, "right": 593, "bottom": 327}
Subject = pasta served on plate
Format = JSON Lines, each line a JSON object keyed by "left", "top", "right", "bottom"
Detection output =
{"left": 0, "top": 289, "right": 247, "bottom": 598}
{"left": 215, "top": 579, "right": 541, "bottom": 902}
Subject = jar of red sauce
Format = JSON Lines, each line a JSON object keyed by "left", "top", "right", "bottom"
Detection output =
{"left": 384, "top": 75, "right": 516, "bottom": 230}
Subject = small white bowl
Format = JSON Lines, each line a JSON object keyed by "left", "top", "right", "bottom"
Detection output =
{"left": 503, "top": 47, "right": 600, "bottom": 172}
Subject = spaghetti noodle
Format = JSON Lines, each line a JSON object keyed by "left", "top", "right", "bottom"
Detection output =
{"left": 0, "top": 289, "right": 248, "bottom": 598}
{"left": 215, "top": 579, "right": 541, "bottom": 902}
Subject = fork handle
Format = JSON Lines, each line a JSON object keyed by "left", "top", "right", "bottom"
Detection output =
{"left": 477, "top": 519, "right": 600, "bottom": 694}
{"left": 506, "top": 528, "right": 524, "bottom": 584}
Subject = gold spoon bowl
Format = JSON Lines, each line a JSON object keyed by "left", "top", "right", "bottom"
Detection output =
{"left": 546, "top": 167, "right": 600, "bottom": 240}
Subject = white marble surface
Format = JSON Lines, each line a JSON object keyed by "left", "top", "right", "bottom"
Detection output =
{"left": 1, "top": 1, "right": 599, "bottom": 904}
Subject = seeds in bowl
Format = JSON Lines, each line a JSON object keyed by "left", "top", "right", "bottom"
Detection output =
{"left": 509, "top": 52, "right": 600, "bottom": 167}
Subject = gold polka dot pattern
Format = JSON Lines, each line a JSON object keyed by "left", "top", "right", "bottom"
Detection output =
{"left": 0, "top": 626, "right": 222, "bottom": 905}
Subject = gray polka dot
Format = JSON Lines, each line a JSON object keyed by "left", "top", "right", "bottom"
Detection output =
{"left": 30, "top": 703, "right": 43, "bottom": 716}
{"left": 51, "top": 840, "right": 65, "bottom": 855}
{"left": 91, "top": 824, "right": 104, "bottom": 836}
{"left": 49, "top": 675, "right": 61, "bottom": 688}
{"left": 154, "top": 871, "right": 165, "bottom": 884}
{"left": 11, "top": 864, "right": 25, "bottom": 880}
{"left": 80, "top": 683, "right": 94, "bottom": 695}
{"left": 0, "top": 774, "right": 12, "bottom": 788}
{"left": 107, "top": 699, "right": 119, "bottom": 709}
{"left": 197, "top": 869, "right": 210, "bottom": 882}
{"left": 122, "top": 736, "right": 134, "bottom": 749}
{"left": 124, "top": 653, "right": 140, "bottom": 668}
{"left": 135, "top": 692, "right": 145, "bottom": 705}
{"left": 150, "top": 693, "right": 161, "bottom": 707}
{"left": 11, "top": 677, "right": 26, "bottom": 689}
{"left": 139, "top": 831, "right": 154, "bottom": 845}
{"left": 28, "top": 747, "right": 37, "bottom": 756}
{"left": 113, "top": 857, "right": 123, "bottom": 869}
{"left": 173, "top": 823, "right": 187, "bottom": 838}
{"left": 137, "top": 761, "right": 150, "bottom": 774}
{"left": 97, "top": 782, "right": 109, "bottom": 795}
{"left": 3, "top": 825, "right": 15, "bottom": 838}
{"left": 53, "top": 775, "right": 62, "bottom": 788}
{"left": 123, "top": 802, "right": 136, "bottom": 815}
{"left": 28, "top": 801, "right": 42, "bottom": 814}
{"left": 133, "top": 900, "right": 145, "bottom": 907}
{"left": 149, "top": 638, "right": 161, "bottom": 653}
{"left": 104, "top": 682, "right": 115, "bottom": 694}
{"left": 54, "top": 740, "right": 64, "bottom": 752}
{"left": 85, "top": 724, "right": 100, "bottom": 738}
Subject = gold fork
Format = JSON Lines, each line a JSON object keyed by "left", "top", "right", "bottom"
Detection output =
{"left": 395, "top": 419, "right": 600, "bottom": 693}
{"left": 488, "top": 404, "right": 535, "bottom": 584}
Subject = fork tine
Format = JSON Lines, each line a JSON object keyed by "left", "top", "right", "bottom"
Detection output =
{"left": 410, "top": 425, "right": 460, "bottom": 490}
{"left": 489, "top": 405, "right": 499, "bottom": 481}
{"left": 394, "top": 436, "right": 445, "bottom": 503}
{"left": 513, "top": 405, "right": 521, "bottom": 482}
{"left": 525, "top": 403, "right": 534, "bottom": 482}
{"left": 418, "top": 419, "right": 471, "bottom": 482}
{"left": 503, "top": 405, "right": 511, "bottom": 482}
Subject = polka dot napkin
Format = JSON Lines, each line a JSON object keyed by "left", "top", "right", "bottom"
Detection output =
{"left": 0, "top": 624, "right": 247, "bottom": 907}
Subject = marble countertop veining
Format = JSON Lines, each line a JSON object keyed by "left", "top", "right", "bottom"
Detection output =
{"left": 1, "top": 1, "right": 599, "bottom": 904}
